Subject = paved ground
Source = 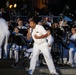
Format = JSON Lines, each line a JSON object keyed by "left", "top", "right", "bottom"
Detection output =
{"left": 26, "top": 65, "right": 76, "bottom": 75}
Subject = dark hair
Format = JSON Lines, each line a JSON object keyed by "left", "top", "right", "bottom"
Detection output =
{"left": 30, "top": 19, "right": 36, "bottom": 23}
{"left": 14, "top": 26, "right": 19, "bottom": 30}
{"left": 73, "top": 24, "right": 76, "bottom": 28}
{"left": 30, "top": 17, "right": 38, "bottom": 24}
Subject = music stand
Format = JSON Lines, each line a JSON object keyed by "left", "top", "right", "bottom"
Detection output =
{"left": 19, "top": 29, "right": 28, "bottom": 36}
{"left": 62, "top": 26, "right": 70, "bottom": 32}
{"left": 53, "top": 34, "right": 69, "bottom": 65}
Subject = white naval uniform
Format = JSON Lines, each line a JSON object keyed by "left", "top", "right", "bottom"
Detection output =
{"left": 29, "top": 25, "right": 57, "bottom": 74}
{"left": 17, "top": 26, "right": 27, "bottom": 29}
{"left": 0, "top": 18, "right": 10, "bottom": 59}
{"left": 46, "top": 22, "right": 51, "bottom": 27}
{"left": 46, "top": 34, "right": 54, "bottom": 52}
{"left": 68, "top": 33, "right": 76, "bottom": 64}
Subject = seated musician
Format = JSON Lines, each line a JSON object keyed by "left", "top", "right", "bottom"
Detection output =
{"left": 46, "top": 29, "right": 54, "bottom": 52}
{"left": 24, "top": 27, "right": 33, "bottom": 57}
{"left": 17, "top": 19, "right": 26, "bottom": 29}
{"left": 39, "top": 29, "right": 54, "bottom": 66}
{"left": 17, "top": 19, "right": 28, "bottom": 36}
{"left": 7, "top": 20, "right": 14, "bottom": 33}
{"left": 10, "top": 27, "right": 23, "bottom": 63}
{"left": 67, "top": 27, "right": 76, "bottom": 67}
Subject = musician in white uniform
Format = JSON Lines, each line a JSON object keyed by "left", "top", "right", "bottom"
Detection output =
{"left": 0, "top": 12, "right": 10, "bottom": 59}
{"left": 67, "top": 27, "right": 76, "bottom": 67}
{"left": 27, "top": 19, "right": 58, "bottom": 75}
{"left": 40, "top": 29, "right": 54, "bottom": 66}
{"left": 46, "top": 29, "right": 54, "bottom": 52}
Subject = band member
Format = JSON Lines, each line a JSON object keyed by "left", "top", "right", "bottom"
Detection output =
{"left": 10, "top": 27, "right": 23, "bottom": 63}
{"left": 27, "top": 19, "right": 59, "bottom": 75}
{"left": 67, "top": 27, "right": 76, "bottom": 67}
{"left": 39, "top": 29, "right": 54, "bottom": 66}
{"left": 0, "top": 12, "right": 10, "bottom": 59}
{"left": 46, "top": 29, "right": 54, "bottom": 51}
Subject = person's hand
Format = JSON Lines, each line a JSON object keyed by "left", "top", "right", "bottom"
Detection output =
{"left": 48, "top": 44, "right": 51, "bottom": 47}
{"left": 34, "top": 34, "right": 39, "bottom": 39}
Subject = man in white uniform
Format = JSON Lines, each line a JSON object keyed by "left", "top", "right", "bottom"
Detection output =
{"left": 46, "top": 29, "right": 54, "bottom": 52}
{"left": 27, "top": 19, "right": 59, "bottom": 75}
{"left": 67, "top": 27, "right": 76, "bottom": 67}
{"left": 40, "top": 29, "right": 54, "bottom": 66}
{"left": 0, "top": 13, "right": 10, "bottom": 59}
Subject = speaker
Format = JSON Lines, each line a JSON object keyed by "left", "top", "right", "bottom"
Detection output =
{"left": 0, "top": 59, "right": 15, "bottom": 68}
{"left": 0, "top": 68, "right": 25, "bottom": 75}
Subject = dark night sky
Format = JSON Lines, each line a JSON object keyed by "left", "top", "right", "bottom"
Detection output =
{"left": 46, "top": 0, "right": 76, "bottom": 15}
{"left": 0, "top": 0, "right": 76, "bottom": 15}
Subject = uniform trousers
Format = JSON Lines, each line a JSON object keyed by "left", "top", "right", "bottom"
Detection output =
{"left": 29, "top": 42, "right": 57, "bottom": 74}
{"left": 0, "top": 31, "right": 10, "bottom": 59}
{"left": 69, "top": 47, "right": 76, "bottom": 64}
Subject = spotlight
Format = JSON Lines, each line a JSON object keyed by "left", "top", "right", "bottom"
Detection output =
{"left": 14, "top": 3, "right": 17, "bottom": 8}
{"left": 9, "top": 5, "right": 13, "bottom": 9}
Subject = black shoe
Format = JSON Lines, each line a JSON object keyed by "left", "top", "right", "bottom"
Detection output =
{"left": 27, "top": 74, "right": 32, "bottom": 75}
{"left": 26, "top": 72, "right": 32, "bottom": 75}
{"left": 26, "top": 70, "right": 33, "bottom": 75}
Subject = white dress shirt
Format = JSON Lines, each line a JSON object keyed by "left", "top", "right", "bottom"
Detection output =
{"left": 32, "top": 25, "right": 47, "bottom": 44}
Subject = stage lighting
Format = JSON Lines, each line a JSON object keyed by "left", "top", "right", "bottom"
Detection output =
{"left": 9, "top": 5, "right": 13, "bottom": 9}
{"left": 14, "top": 3, "right": 17, "bottom": 8}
